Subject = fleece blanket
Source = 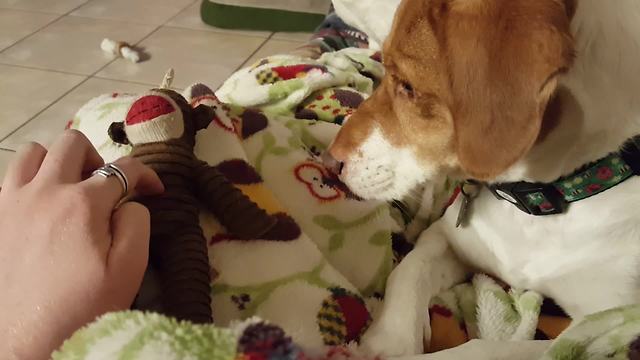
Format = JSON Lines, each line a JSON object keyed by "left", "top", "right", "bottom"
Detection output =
{"left": 53, "top": 311, "right": 374, "bottom": 360}
{"left": 52, "top": 305, "right": 640, "bottom": 360}
{"left": 70, "top": 48, "right": 399, "bottom": 350}
{"left": 426, "top": 274, "right": 571, "bottom": 353}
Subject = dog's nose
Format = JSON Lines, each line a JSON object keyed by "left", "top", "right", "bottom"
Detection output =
{"left": 322, "top": 151, "right": 344, "bottom": 175}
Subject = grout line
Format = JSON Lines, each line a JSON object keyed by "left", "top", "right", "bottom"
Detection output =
{"left": 66, "top": 0, "right": 92, "bottom": 13}
{"left": 234, "top": 33, "right": 275, "bottom": 71}
{"left": 0, "top": 1, "right": 97, "bottom": 144}
{"left": 0, "top": 0, "right": 90, "bottom": 54}
{"left": 57, "top": 0, "right": 93, "bottom": 14}
{"left": 163, "top": 0, "right": 200, "bottom": 25}
{"left": 0, "top": 4, "right": 174, "bottom": 144}
{"left": 65, "top": 0, "right": 198, "bottom": 28}
{"left": 0, "top": 148, "right": 16, "bottom": 152}
{"left": 0, "top": 14, "right": 63, "bottom": 54}
{"left": 64, "top": 16, "right": 181, "bottom": 28}
{"left": 125, "top": 0, "right": 194, "bottom": 49}
{"left": 0, "top": 62, "right": 88, "bottom": 77}
{"left": 0, "top": 7, "right": 65, "bottom": 15}
{"left": 91, "top": 76, "right": 158, "bottom": 87}
{"left": 0, "top": 75, "right": 90, "bottom": 143}
{"left": 0, "top": 60, "right": 179, "bottom": 84}
{"left": 0, "top": 62, "right": 115, "bottom": 143}
{"left": 160, "top": 0, "right": 272, "bottom": 41}
{"left": 0, "top": 0, "right": 204, "bottom": 147}
{"left": 0, "top": 0, "right": 225, "bottom": 146}
{"left": 131, "top": 25, "right": 162, "bottom": 47}
{"left": 92, "top": 3, "right": 272, "bottom": 89}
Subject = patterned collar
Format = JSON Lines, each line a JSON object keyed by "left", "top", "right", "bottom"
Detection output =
{"left": 489, "top": 136, "right": 640, "bottom": 216}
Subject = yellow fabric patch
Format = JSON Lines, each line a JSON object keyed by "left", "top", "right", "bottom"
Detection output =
{"left": 538, "top": 316, "right": 572, "bottom": 339}
{"left": 428, "top": 311, "right": 468, "bottom": 353}
{"left": 236, "top": 184, "right": 285, "bottom": 214}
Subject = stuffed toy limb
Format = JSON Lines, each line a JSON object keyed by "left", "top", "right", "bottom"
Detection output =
{"left": 108, "top": 88, "right": 277, "bottom": 323}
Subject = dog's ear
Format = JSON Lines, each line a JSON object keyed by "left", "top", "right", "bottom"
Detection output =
{"left": 192, "top": 104, "right": 215, "bottom": 131}
{"left": 108, "top": 121, "right": 130, "bottom": 145}
{"left": 449, "top": 0, "right": 574, "bottom": 180}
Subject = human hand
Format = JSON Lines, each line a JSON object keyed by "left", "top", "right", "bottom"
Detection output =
{"left": 0, "top": 130, "right": 164, "bottom": 359}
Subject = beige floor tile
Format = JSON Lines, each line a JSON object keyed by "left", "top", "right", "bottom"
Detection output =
{"left": 0, "top": 64, "right": 85, "bottom": 140}
{"left": 0, "top": 0, "right": 88, "bottom": 14}
{"left": 272, "top": 32, "right": 313, "bottom": 42}
{"left": 242, "top": 39, "right": 304, "bottom": 68}
{"left": 166, "top": 1, "right": 271, "bottom": 38}
{"left": 97, "top": 26, "right": 265, "bottom": 90}
{"left": 0, "top": 16, "right": 155, "bottom": 75}
{"left": 1, "top": 78, "right": 151, "bottom": 150}
{"left": 0, "top": 9, "right": 59, "bottom": 51}
{"left": 0, "top": 149, "right": 15, "bottom": 183}
{"left": 71, "top": 0, "right": 193, "bottom": 26}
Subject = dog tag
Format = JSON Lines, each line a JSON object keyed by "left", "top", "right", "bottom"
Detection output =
{"left": 456, "top": 194, "right": 471, "bottom": 228}
{"left": 456, "top": 181, "right": 480, "bottom": 228}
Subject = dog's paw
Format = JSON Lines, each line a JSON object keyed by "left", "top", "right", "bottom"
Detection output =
{"left": 360, "top": 319, "right": 422, "bottom": 357}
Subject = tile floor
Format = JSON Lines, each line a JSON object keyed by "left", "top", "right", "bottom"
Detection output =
{"left": 0, "top": 0, "right": 312, "bottom": 182}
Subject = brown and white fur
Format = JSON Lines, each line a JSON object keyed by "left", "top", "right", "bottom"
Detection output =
{"left": 325, "top": 0, "right": 640, "bottom": 356}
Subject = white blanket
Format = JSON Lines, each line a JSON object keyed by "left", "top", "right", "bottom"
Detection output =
{"left": 332, "top": 0, "right": 401, "bottom": 50}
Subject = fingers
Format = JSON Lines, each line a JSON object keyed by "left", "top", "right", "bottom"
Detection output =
{"left": 2, "top": 142, "right": 48, "bottom": 190}
{"left": 39, "top": 130, "right": 104, "bottom": 183}
{"left": 82, "top": 156, "right": 164, "bottom": 211}
{"left": 106, "top": 201, "right": 150, "bottom": 308}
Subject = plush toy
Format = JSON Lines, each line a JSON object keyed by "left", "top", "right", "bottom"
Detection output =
{"left": 108, "top": 87, "right": 277, "bottom": 323}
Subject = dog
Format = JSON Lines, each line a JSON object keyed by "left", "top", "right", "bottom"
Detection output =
{"left": 323, "top": 0, "right": 640, "bottom": 356}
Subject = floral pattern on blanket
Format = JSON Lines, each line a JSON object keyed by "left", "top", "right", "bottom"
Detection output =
{"left": 69, "top": 48, "right": 397, "bottom": 349}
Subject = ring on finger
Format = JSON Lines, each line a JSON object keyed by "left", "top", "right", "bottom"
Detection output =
{"left": 91, "top": 163, "right": 129, "bottom": 197}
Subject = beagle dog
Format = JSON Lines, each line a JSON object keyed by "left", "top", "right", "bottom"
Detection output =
{"left": 324, "top": 0, "right": 640, "bottom": 356}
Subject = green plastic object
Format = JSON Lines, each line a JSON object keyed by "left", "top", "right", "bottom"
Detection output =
{"left": 200, "top": 0, "right": 328, "bottom": 32}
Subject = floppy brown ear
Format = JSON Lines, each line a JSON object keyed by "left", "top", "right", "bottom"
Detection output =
{"left": 192, "top": 104, "right": 215, "bottom": 131}
{"left": 448, "top": 0, "right": 574, "bottom": 180}
{"left": 108, "top": 122, "right": 130, "bottom": 145}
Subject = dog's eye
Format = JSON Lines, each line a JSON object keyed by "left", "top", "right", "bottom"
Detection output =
{"left": 399, "top": 81, "right": 414, "bottom": 97}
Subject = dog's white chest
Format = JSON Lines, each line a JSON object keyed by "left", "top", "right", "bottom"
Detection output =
{"left": 438, "top": 179, "right": 640, "bottom": 318}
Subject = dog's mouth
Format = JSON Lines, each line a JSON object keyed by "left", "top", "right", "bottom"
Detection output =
{"left": 329, "top": 127, "right": 432, "bottom": 201}
{"left": 338, "top": 151, "right": 429, "bottom": 201}
{"left": 340, "top": 159, "right": 397, "bottom": 200}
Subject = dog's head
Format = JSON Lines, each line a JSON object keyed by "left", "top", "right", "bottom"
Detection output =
{"left": 325, "top": 0, "right": 576, "bottom": 200}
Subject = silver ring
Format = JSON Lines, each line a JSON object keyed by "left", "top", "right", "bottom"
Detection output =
{"left": 91, "top": 163, "right": 129, "bottom": 197}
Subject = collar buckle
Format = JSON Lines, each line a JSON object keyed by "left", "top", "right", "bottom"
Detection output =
{"left": 621, "top": 136, "right": 640, "bottom": 175}
{"left": 489, "top": 182, "right": 568, "bottom": 216}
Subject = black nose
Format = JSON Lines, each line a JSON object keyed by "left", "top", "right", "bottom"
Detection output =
{"left": 322, "top": 151, "right": 344, "bottom": 175}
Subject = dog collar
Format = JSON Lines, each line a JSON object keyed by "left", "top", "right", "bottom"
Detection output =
{"left": 488, "top": 136, "right": 640, "bottom": 216}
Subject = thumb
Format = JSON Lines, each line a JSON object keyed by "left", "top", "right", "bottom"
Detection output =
{"left": 107, "top": 201, "right": 151, "bottom": 308}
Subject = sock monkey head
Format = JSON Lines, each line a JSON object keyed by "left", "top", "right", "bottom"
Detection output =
{"left": 108, "top": 88, "right": 214, "bottom": 147}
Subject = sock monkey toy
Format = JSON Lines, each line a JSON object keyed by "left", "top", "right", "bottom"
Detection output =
{"left": 108, "top": 87, "right": 277, "bottom": 323}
